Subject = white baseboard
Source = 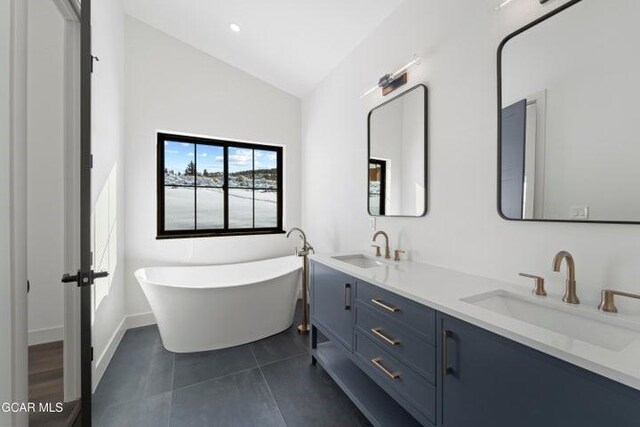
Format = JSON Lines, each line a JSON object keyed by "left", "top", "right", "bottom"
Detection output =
{"left": 28, "top": 326, "right": 64, "bottom": 346}
{"left": 125, "top": 311, "right": 156, "bottom": 329}
{"left": 92, "top": 312, "right": 157, "bottom": 392}
{"left": 92, "top": 317, "right": 126, "bottom": 392}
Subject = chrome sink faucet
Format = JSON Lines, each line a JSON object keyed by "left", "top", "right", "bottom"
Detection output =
{"left": 552, "top": 251, "right": 580, "bottom": 305}
{"left": 372, "top": 231, "right": 391, "bottom": 259}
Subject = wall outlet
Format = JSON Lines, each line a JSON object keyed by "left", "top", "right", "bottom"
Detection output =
{"left": 370, "top": 217, "right": 376, "bottom": 231}
{"left": 570, "top": 206, "right": 589, "bottom": 220}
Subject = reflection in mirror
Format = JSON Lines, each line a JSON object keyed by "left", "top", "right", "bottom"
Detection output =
{"left": 499, "top": 0, "right": 640, "bottom": 223}
{"left": 368, "top": 84, "right": 427, "bottom": 217}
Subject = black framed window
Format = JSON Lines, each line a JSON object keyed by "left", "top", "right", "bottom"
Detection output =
{"left": 157, "top": 133, "right": 283, "bottom": 238}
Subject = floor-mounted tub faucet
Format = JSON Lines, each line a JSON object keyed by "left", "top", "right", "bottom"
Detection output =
{"left": 287, "top": 227, "right": 314, "bottom": 256}
{"left": 287, "top": 228, "right": 314, "bottom": 334}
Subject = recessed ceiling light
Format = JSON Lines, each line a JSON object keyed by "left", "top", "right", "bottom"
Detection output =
{"left": 229, "top": 23, "right": 241, "bottom": 33}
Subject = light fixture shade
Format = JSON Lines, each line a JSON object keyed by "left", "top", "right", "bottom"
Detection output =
{"left": 360, "top": 55, "right": 421, "bottom": 98}
{"left": 229, "top": 23, "right": 241, "bottom": 32}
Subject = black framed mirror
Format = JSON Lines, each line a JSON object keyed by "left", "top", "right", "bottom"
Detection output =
{"left": 368, "top": 84, "right": 428, "bottom": 217}
{"left": 498, "top": 0, "right": 640, "bottom": 224}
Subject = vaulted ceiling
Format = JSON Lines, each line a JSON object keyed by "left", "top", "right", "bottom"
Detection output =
{"left": 122, "top": 0, "right": 405, "bottom": 97}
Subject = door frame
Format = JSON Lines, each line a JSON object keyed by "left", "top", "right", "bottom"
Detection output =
{"left": 3, "top": 0, "right": 29, "bottom": 425}
{"left": 52, "top": 0, "right": 83, "bottom": 403}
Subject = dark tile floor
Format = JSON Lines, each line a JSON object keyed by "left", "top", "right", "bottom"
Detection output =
{"left": 93, "top": 301, "right": 371, "bottom": 427}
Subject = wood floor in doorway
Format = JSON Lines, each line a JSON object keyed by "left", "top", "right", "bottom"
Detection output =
{"left": 29, "top": 341, "right": 79, "bottom": 427}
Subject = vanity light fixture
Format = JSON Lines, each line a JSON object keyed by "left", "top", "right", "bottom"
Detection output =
{"left": 496, "top": 0, "right": 551, "bottom": 10}
{"left": 361, "top": 55, "right": 421, "bottom": 98}
{"left": 229, "top": 22, "right": 241, "bottom": 33}
{"left": 496, "top": 0, "right": 517, "bottom": 9}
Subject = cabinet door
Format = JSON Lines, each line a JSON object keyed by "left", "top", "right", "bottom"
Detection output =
{"left": 311, "top": 262, "right": 354, "bottom": 350}
{"left": 440, "top": 314, "right": 640, "bottom": 427}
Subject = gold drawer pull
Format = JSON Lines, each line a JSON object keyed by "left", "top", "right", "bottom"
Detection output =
{"left": 371, "top": 328, "right": 400, "bottom": 346}
{"left": 371, "top": 357, "right": 400, "bottom": 379}
{"left": 371, "top": 298, "right": 400, "bottom": 312}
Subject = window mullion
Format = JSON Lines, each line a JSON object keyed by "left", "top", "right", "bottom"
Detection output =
{"left": 252, "top": 150, "right": 255, "bottom": 229}
{"left": 194, "top": 143, "right": 198, "bottom": 230}
{"left": 223, "top": 145, "right": 229, "bottom": 230}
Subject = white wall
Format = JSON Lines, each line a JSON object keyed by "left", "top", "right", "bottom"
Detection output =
{"left": 123, "top": 17, "right": 301, "bottom": 317}
{"left": 91, "top": 0, "right": 127, "bottom": 387}
{"left": 502, "top": 0, "right": 640, "bottom": 222}
{"left": 26, "top": 0, "right": 66, "bottom": 345}
{"left": 301, "top": 0, "right": 640, "bottom": 314}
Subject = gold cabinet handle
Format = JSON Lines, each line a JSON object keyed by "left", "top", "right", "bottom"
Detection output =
{"left": 371, "top": 328, "right": 400, "bottom": 346}
{"left": 371, "top": 298, "right": 400, "bottom": 312}
{"left": 371, "top": 357, "right": 400, "bottom": 379}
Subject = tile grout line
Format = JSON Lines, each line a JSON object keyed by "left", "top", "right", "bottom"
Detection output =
{"left": 258, "top": 350, "right": 308, "bottom": 370}
{"left": 250, "top": 344, "right": 288, "bottom": 427}
{"left": 171, "top": 364, "right": 260, "bottom": 394}
{"left": 167, "top": 352, "right": 175, "bottom": 427}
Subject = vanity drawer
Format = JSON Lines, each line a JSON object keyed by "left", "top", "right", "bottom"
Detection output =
{"left": 356, "top": 303, "right": 436, "bottom": 384}
{"left": 355, "top": 330, "right": 436, "bottom": 425}
{"left": 357, "top": 281, "right": 436, "bottom": 344}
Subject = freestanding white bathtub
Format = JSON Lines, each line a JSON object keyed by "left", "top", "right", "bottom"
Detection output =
{"left": 134, "top": 256, "right": 302, "bottom": 353}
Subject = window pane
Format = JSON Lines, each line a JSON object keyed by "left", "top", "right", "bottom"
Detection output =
{"left": 164, "top": 141, "right": 195, "bottom": 185}
{"left": 229, "top": 188, "right": 254, "bottom": 228}
{"left": 165, "top": 186, "right": 194, "bottom": 230}
{"left": 196, "top": 187, "right": 224, "bottom": 229}
{"left": 196, "top": 144, "right": 224, "bottom": 187}
{"left": 255, "top": 189, "right": 278, "bottom": 228}
{"left": 255, "top": 149, "right": 278, "bottom": 189}
{"left": 228, "top": 147, "right": 253, "bottom": 188}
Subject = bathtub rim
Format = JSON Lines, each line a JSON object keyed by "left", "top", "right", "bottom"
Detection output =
{"left": 134, "top": 255, "right": 303, "bottom": 290}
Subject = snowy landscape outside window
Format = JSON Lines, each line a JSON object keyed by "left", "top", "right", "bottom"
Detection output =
{"left": 157, "top": 133, "right": 283, "bottom": 238}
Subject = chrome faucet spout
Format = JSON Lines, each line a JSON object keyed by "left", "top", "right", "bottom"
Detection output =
{"left": 287, "top": 228, "right": 313, "bottom": 254}
{"left": 287, "top": 227, "right": 307, "bottom": 245}
{"left": 552, "top": 251, "right": 580, "bottom": 304}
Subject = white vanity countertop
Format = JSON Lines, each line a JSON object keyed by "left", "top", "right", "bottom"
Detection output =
{"left": 310, "top": 252, "right": 640, "bottom": 391}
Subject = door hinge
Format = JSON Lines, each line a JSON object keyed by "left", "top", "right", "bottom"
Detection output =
{"left": 91, "top": 55, "right": 99, "bottom": 73}
{"left": 90, "top": 346, "right": 94, "bottom": 362}
{"left": 90, "top": 154, "right": 93, "bottom": 169}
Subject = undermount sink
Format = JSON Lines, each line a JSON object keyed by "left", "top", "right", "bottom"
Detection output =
{"left": 462, "top": 290, "right": 640, "bottom": 352}
{"left": 332, "top": 254, "right": 385, "bottom": 269}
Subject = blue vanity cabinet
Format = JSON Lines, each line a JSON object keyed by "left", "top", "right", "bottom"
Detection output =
{"left": 439, "top": 313, "right": 640, "bottom": 427}
{"left": 311, "top": 261, "right": 640, "bottom": 427}
{"left": 310, "top": 261, "right": 355, "bottom": 351}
